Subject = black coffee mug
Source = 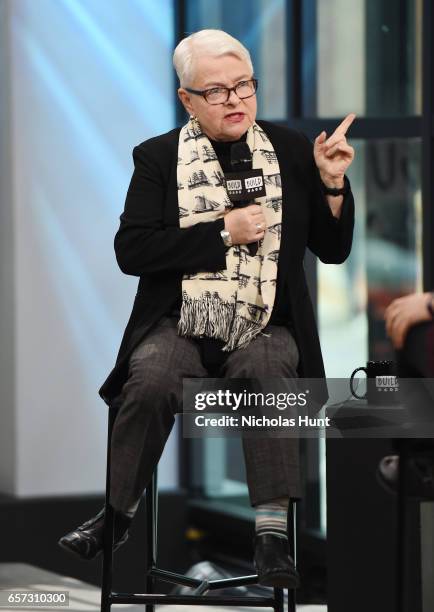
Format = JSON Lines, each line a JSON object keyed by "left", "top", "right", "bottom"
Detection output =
{"left": 350, "top": 360, "right": 399, "bottom": 405}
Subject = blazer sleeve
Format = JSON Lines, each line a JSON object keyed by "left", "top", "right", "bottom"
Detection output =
{"left": 114, "top": 142, "right": 228, "bottom": 276}
{"left": 301, "top": 133, "right": 355, "bottom": 264}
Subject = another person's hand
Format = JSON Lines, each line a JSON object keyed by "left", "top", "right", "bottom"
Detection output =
{"left": 385, "top": 292, "right": 434, "bottom": 349}
{"left": 314, "top": 113, "right": 356, "bottom": 187}
{"left": 224, "top": 204, "right": 266, "bottom": 245}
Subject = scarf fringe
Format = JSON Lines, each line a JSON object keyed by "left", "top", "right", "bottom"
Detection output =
{"left": 222, "top": 313, "right": 262, "bottom": 351}
{"left": 178, "top": 296, "right": 262, "bottom": 351}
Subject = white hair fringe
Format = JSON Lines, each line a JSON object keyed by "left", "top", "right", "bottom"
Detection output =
{"left": 173, "top": 29, "right": 254, "bottom": 87}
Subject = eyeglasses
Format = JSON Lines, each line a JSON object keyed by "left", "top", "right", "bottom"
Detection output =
{"left": 185, "top": 78, "right": 258, "bottom": 105}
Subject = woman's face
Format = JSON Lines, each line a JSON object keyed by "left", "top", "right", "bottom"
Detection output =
{"left": 178, "top": 54, "right": 257, "bottom": 142}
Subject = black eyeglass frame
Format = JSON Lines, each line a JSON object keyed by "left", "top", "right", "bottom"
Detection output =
{"left": 185, "top": 78, "right": 259, "bottom": 105}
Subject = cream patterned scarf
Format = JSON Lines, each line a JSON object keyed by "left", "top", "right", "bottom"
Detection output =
{"left": 177, "top": 117, "right": 282, "bottom": 351}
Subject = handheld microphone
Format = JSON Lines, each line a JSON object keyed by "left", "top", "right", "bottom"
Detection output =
{"left": 230, "top": 142, "right": 252, "bottom": 172}
{"left": 227, "top": 143, "right": 265, "bottom": 256}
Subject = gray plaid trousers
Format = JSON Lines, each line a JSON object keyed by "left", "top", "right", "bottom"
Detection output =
{"left": 109, "top": 316, "right": 301, "bottom": 513}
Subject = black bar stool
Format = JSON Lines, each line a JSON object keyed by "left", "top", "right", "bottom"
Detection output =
{"left": 100, "top": 404, "right": 298, "bottom": 612}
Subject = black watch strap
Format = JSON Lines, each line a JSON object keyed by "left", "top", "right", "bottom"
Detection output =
{"left": 320, "top": 175, "right": 350, "bottom": 197}
{"left": 428, "top": 292, "right": 434, "bottom": 319}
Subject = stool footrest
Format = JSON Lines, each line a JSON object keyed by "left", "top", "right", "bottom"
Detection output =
{"left": 207, "top": 575, "right": 259, "bottom": 589}
{"left": 149, "top": 567, "right": 202, "bottom": 588}
{"left": 148, "top": 566, "right": 260, "bottom": 591}
{"left": 111, "top": 592, "right": 278, "bottom": 607}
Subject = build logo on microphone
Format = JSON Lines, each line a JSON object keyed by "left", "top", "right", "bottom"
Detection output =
{"left": 225, "top": 168, "right": 266, "bottom": 200}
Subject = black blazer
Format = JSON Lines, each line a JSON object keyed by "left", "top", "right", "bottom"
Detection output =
{"left": 98, "top": 120, "right": 355, "bottom": 407}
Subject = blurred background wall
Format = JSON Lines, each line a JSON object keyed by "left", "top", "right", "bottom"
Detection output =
{"left": 0, "top": 0, "right": 178, "bottom": 497}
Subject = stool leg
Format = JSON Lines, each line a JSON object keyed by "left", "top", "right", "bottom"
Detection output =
{"left": 145, "top": 468, "right": 158, "bottom": 612}
{"left": 101, "top": 405, "right": 117, "bottom": 612}
{"left": 397, "top": 443, "right": 408, "bottom": 612}
{"left": 287, "top": 501, "right": 297, "bottom": 612}
{"left": 274, "top": 587, "right": 284, "bottom": 612}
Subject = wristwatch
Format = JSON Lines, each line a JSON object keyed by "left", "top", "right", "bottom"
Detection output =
{"left": 320, "top": 175, "right": 350, "bottom": 197}
{"left": 220, "top": 229, "right": 233, "bottom": 247}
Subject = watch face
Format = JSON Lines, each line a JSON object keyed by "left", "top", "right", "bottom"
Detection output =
{"left": 220, "top": 230, "right": 232, "bottom": 246}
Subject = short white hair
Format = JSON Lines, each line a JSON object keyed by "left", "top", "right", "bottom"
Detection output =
{"left": 173, "top": 29, "right": 254, "bottom": 88}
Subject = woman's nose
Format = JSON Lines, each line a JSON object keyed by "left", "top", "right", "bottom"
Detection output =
{"left": 226, "top": 89, "right": 241, "bottom": 105}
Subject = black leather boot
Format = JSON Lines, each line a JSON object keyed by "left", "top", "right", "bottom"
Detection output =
{"left": 253, "top": 533, "right": 300, "bottom": 588}
{"left": 58, "top": 506, "right": 131, "bottom": 560}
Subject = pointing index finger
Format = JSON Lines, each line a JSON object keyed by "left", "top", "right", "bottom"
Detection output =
{"left": 335, "top": 113, "right": 356, "bottom": 136}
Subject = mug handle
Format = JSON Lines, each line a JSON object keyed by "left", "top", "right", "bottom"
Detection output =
{"left": 350, "top": 367, "right": 368, "bottom": 400}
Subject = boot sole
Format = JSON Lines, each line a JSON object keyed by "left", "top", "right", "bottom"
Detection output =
{"left": 258, "top": 570, "right": 300, "bottom": 589}
{"left": 57, "top": 531, "right": 129, "bottom": 561}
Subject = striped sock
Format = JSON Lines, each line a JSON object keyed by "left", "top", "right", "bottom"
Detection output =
{"left": 255, "top": 497, "right": 289, "bottom": 540}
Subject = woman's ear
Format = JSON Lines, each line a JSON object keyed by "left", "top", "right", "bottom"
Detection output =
{"left": 178, "top": 88, "right": 194, "bottom": 116}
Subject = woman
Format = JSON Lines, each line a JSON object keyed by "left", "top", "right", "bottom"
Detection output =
{"left": 59, "top": 29, "right": 355, "bottom": 587}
